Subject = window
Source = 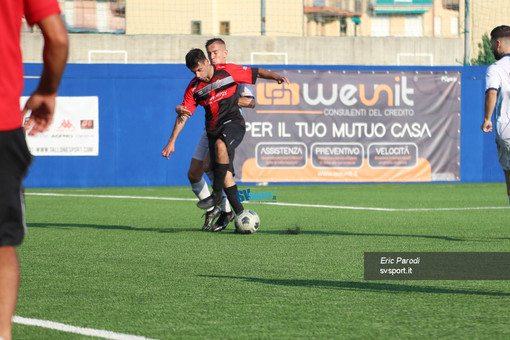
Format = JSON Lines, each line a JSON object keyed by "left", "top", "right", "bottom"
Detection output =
{"left": 338, "top": 0, "right": 349, "bottom": 10}
{"left": 220, "top": 21, "right": 230, "bottom": 35}
{"left": 110, "top": 0, "right": 125, "bottom": 17}
{"left": 434, "top": 17, "right": 441, "bottom": 36}
{"left": 371, "top": 15, "right": 390, "bottom": 37}
{"left": 355, "top": 0, "right": 363, "bottom": 13}
{"left": 191, "top": 21, "right": 201, "bottom": 35}
{"left": 443, "top": 0, "right": 459, "bottom": 11}
{"left": 340, "top": 17, "right": 347, "bottom": 35}
{"left": 404, "top": 15, "right": 423, "bottom": 37}
{"left": 450, "top": 17, "right": 458, "bottom": 35}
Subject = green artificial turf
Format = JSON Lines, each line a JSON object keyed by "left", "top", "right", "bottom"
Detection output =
{"left": 13, "top": 183, "right": 510, "bottom": 339}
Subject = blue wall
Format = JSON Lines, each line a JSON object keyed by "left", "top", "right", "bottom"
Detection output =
{"left": 22, "top": 63, "right": 502, "bottom": 188}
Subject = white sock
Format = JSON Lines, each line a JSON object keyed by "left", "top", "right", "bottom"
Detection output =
{"left": 191, "top": 178, "right": 213, "bottom": 211}
{"left": 221, "top": 192, "right": 231, "bottom": 213}
{"left": 206, "top": 170, "right": 231, "bottom": 212}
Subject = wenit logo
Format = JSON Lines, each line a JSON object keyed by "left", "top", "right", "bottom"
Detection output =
{"left": 303, "top": 76, "right": 414, "bottom": 107}
{"left": 256, "top": 76, "right": 415, "bottom": 107}
{"left": 256, "top": 83, "right": 300, "bottom": 105}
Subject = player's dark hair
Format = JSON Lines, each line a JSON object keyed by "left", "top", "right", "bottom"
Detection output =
{"left": 185, "top": 48, "right": 207, "bottom": 69}
{"left": 205, "top": 38, "right": 226, "bottom": 49}
{"left": 490, "top": 25, "right": 510, "bottom": 40}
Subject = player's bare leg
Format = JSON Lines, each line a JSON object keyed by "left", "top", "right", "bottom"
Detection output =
{"left": 188, "top": 158, "right": 205, "bottom": 184}
{"left": 0, "top": 246, "right": 19, "bottom": 340}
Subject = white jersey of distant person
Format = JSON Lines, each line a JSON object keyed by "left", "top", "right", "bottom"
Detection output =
{"left": 486, "top": 54, "right": 510, "bottom": 140}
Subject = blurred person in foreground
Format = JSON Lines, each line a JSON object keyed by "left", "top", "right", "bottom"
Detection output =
{"left": 0, "top": 1, "right": 68, "bottom": 339}
{"left": 482, "top": 25, "right": 510, "bottom": 204}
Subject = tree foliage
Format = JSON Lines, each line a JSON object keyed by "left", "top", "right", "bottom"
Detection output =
{"left": 470, "top": 33, "right": 496, "bottom": 65}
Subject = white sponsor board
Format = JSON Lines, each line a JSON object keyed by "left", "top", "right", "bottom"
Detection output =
{"left": 21, "top": 96, "right": 99, "bottom": 156}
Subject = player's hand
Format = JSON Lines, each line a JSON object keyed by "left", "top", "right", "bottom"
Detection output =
{"left": 161, "top": 142, "right": 175, "bottom": 159}
{"left": 481, "top": 119, "right": 493, "bottom": 132}
{"left": 175, "top": 105, "right": 192, "bottom": 118}
{"left": 277, "top": 77, "right": 290, "bottom": 85}
{"left": 22, "top": 92, "right": 57, "bottom": 136}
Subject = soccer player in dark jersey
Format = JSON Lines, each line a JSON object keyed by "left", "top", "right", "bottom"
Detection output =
{"left": 186, "top": 38, "right": 256, "bottom": 232}
{"left": 162, "top": 48, "right": 288, "bottom": 220}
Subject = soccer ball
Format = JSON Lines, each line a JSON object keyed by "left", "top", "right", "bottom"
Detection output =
{"left": 234, "top": 209, "right": 260, "bottom": 234}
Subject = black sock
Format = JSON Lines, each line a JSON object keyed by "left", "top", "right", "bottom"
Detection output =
{"left": 224, "top": 185, "right": 244, "bottom": 214}
{"left": 212, "top": 163, "right": 229, "bottom": 195}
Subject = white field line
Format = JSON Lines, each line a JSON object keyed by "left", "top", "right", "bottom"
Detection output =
{"left": 25, "top": 192, "right": 510, "bottom": 212}
{"left": 13, "top": 316, "right": 158, "bottom": 340}
{"left": 253, "top": 201, "right": 510, "bottom": 211}
{"left": 26, "top": 192, "right": 197, "bottom": 201}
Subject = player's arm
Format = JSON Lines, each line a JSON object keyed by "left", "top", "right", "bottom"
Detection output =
{"left": 23, "top": 13, "right": 69, "bottom": 136}
{"left": 237, "top": 84, "right": 255, "bottom": 109}
{"left": 238, "top": 97, "right": 255, "bottom": 108}
{"left": 224, "top": 64, "right": 288, "bottom": 85}
{"left": 257, "top": 68, "right": 289, "bottom": 85}
{"left": 176, "top": 81, "right": 198, "bottom": 119}
{"left": 176, "top": 105, "right": 193, "bottom": 118}
{"left": 162, "top": 110, "right": 189, "bottom": 159}
{"left": 163, "top": 83, "right": 198, "bottom": 158}
{"left": 482, "top": 89, "right": 498, "bottom": 132}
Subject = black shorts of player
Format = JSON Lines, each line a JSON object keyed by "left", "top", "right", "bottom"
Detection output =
{"left": 0, "top": 128, "right": 32, "bottom": 246}
{"left": 208, "top": 121, "right": 246, "bottom": 176}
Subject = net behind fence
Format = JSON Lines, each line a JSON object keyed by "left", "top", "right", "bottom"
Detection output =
{"left": 23, "top": 1, "right": 464, "bottom": 37}
{"left": 20, "top": 1, "right": 509, "bottom": 65}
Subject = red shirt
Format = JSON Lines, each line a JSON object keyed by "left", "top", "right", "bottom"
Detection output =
{"left": 181, "top": 63, "right": 258, "bottom": 137}
{"left": 0, "top": 0, "right": 61, "bottom": 131}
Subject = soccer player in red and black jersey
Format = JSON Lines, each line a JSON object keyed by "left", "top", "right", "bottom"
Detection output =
{"left": 162, "top": 48, "right": 288, "bottom": 219}
{"left": 0, "top": 1, "right": 68, "bottom": 338}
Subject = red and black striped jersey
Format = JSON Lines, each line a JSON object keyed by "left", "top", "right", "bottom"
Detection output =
{"left": 181, "top": 63, "right": 258, "bottom": 136}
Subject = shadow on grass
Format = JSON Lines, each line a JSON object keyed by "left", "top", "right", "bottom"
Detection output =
{"left": 27, "top": 222, "right": 198, "bottom": 233}
{"left": 260, "top": 229, "right": 465, "bottom": 242}
{"left": 27, "top": 223, "right": 480, "bottom": 241}
{"left": 200, "top": 275, "right": 510, "bottom": 296}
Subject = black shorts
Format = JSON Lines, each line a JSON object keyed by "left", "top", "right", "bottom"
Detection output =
{"left": 208, "top": 121, "right": 246, "bottom": 176}
{"left": 0, "top": 128, "right": 32, "bottom": 246}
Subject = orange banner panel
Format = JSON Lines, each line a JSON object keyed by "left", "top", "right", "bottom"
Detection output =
{"left": 241, "top": 158, "right": 431, "bottom": 182}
